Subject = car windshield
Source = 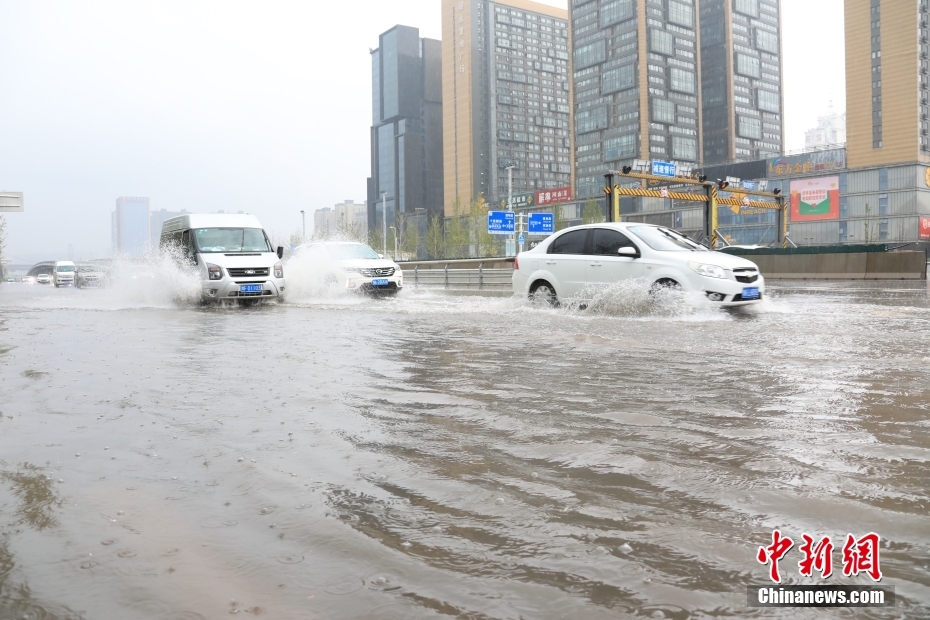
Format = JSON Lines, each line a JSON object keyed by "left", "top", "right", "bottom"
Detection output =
{"left": 321, "top": 244, "right": 381, "bottom": 260}
{"left": 193, "top": 228, "right": 271, "bottom": 253}
{"left": 56, "top": 265, "right": 75, "bottom": 272}
{"left": 78, "top": 266, "right": 98, "bottom": 272}
{"left": 628, "top": 226, "right": 707, "bottom": 252}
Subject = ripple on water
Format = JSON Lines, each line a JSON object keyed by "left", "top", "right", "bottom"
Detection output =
{"left": 276, "top": 554, "right": 304, "bottom": 565}
{"left": 322, "top": 574, "right": 364, "bottom": 596}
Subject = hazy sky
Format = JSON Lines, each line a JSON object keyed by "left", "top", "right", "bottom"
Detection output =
{"left": 0, "top": 0, "right": 844, "bottom": 263}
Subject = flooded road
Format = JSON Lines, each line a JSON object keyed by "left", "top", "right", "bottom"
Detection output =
{"left": 1, "top": 282, "right": 929, "bottom": 619}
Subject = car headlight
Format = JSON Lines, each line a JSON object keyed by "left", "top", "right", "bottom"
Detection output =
{"left": 207, "top": 263, "right": 223, "bottom": 280}
{"left": 688, "top": 261, "right": 727, "bottom": 279}
{"left": 274, "top": 261, "right": 283, "bottom": 278}
{"left": 343, "top": 266, "right": 360, "bottom": 273}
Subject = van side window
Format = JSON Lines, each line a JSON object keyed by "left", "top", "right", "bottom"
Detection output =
{"left": 548, "top": 229, "right": 588, "bottom": 254}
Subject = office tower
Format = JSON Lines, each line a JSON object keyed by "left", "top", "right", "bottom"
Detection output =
{"left": 570, "top": 0, "right": 701, "bottom": 201}
{"left": 112, "top": 197, "right": 150, "bottom": 257}
{"left": 846, "top": 0, "right": 930, "bottom": 167}
{"left": 699, "top": 0, "right": 784, "bottom": 164}
{"left": 367, "top": 25, "right": 444, "bottom": 235}
{"left": 314, "top": 200, "right": 368, "bottom": 239}
{"left": 442, "top": 0, "right": 571, "bottom": 215}
{"left": 804, "top": 101, "right": 846, "bottom": 150}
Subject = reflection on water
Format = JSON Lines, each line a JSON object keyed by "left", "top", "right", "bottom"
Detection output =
{"left": 0, "top": 282, "right": 927, "bottom": 618}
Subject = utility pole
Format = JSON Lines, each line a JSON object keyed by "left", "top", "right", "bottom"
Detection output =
{"left": 604, "top": 173, "right": 614, "bottom": 222}
{"left": 506, "top": 164, "right": 515, "bottom": 257}
{"left": 390, "top": 226, "right": 398, "bottom": 260}
{"left": 300, "top": 210, "right": 305, "bottom": 242}
{"left": 380, "top": 191, "right": 387, "bottom": 257}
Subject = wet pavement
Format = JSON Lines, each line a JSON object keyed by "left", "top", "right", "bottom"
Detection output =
{"left": 0, "top": 280, "right": 929, "bottom": 619}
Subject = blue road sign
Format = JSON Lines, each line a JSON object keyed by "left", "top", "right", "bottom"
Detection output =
{"left": 487, "top": 211, "right": 515, "bottom": 235}
{"left": 528, "top": 212, "right": 554, "bottom": 235}
{"left": 651, "top": 160, "right": 677, "bottom": 177}
{"left": 518, "top": 233, "right": 526, "bottom": 245}
{"left": 741, "top": 180, "right": 758, "bottom": 190}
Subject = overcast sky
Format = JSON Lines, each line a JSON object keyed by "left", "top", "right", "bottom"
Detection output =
{"left": 0, "top": 0, "right": 844, "bottom": 263}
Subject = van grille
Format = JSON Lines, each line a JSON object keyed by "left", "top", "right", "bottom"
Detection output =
{"left": 227, "top": 268, "right": 270, "bottom": 277}
{"left": 359, "top": 267, "right": 395, "bottom": 277}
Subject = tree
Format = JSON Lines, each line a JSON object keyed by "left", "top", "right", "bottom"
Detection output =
{"left": 469, "top": 196, "right": 497, "bottom": 258}
{"left": 863, "top": 202, "right": 874, "bottom": 244}
{"left": 426, "top": 213, "right": 444, "bottom": 259}
{"left": 552, "top": 203, "right": 569, "bottom": 231}
{"left": 402, "top": 214, "right": 421, "bottom": 258}
{"left": 445, "top": 198, "right": 468, "bottom": 259}
{"left": 582, "top": 199, "right": 604, "bottom": 224}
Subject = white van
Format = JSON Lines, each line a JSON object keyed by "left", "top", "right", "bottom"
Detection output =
{"left": 160, "top": 214, "right": 285, "bottom": 301}
{"left": 52, "top": 261, "right": 76, "bottom": 287}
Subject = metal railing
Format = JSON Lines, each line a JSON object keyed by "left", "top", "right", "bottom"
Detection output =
{"left": 410, "top": 263, "right": 513, "bottom": 290}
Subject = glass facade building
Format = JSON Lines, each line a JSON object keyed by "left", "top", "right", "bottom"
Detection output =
{"left": 112, "top": 196, "right": 150, "bottom": 258}
{"left": 571, "top": 0, "right": 702, "bottom": 201}
{"left": 367, "top": 26, "right": 444, "bottom": 234}
{"left": 699, "top": 0, "right": 784, "bottom": 164}
{"left": 442, "top": 0, "right": 571, "bottom": 214}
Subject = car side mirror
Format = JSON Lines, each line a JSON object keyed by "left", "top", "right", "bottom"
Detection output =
{"left": 277, "top": 246, "right": 284, "bottom": 259}
{"left": 378, "top": 254, "right": 384, "bottom": 259}
{"left": 618, "top": 247, "right": 639, "bottom": 257}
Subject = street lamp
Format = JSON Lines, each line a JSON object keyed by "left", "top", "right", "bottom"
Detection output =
{"left": 300, "top": 210, "right": 305, "bottom": 243}
{"left": 390, "top": 226, "right": 398, "bottom": 260}
{"left": 380, "top": 191, "right": 387, "bottom": 257}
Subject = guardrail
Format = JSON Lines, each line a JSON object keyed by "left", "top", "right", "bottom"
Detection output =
{"left": 408, "top": 264, "right": 513, "bottom": 290}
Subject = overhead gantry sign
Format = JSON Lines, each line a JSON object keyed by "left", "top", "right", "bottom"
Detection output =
{"left": 602, "top": 168, "right": 787, "bottom": 249}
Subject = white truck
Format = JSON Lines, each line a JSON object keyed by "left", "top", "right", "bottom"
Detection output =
{"left": 160, "top": 214, "right": 285, "bottom": 302}
{"left": 52, "top": 261, "right": 76, "bottom": 287}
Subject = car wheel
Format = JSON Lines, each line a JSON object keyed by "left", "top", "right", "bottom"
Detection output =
{"left": 650, "top": 278, "right": 681, "bottom": 294}
{"left": 529, "top": 281, "right": 558, "bottom": 306}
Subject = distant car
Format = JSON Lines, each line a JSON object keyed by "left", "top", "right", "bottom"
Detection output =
{"left": 75, "top": 264, "right": 106, "bottom": 288}
{"left": 512, "top": 223, "right": 765, "bottom": 307}
{"left": 21, "top": 276, "right": 36, "bottom": 285}
{"left": 36, "top": 273, "right": 51, "bottom": 285}
{"left": 3, "top": 277, "right": 13, "bottom": 283}
{"left": 293, "top": 241, "right": 403, "bottom": 295}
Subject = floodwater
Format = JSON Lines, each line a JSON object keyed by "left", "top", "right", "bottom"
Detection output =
{"left": 0, "top": 278, "right": 929, "bottom": 619}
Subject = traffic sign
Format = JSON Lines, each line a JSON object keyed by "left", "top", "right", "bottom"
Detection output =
{"left": 487, "top": 210, "right": 515, "bottom": 235}
{"left": 527, "top": 213, "right": 554, "bottom": 235}
{"left": 499, "top": 192, "right": 534, "bottom": 209}
{"left": 651, "top": 160, "right": 676, "bottom": 177}
{"left": 518, "top": 233, "right": 526, "bottom": 245}
{"left": 0, "top": 192, "right": 24, "bottom": 212}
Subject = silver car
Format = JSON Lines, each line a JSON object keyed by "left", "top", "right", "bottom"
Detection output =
{"left": 75, "top": 264, "right": 106, "bottom": 288}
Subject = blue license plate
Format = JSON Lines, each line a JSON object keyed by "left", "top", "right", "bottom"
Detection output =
{"left": 372, "top": 278, "right": 389, "bottom": 286}
{"left": 240, "top": 284, "right": 263, "bottom": 293}
{"left": 742, "top": 287, "right": 760, "bottom": 300}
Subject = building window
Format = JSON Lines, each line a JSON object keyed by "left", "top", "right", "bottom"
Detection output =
{"left": 650, "top": 28, "right": 674, "bottom": 55}
{"left": 839, "top": 173, "right": 847, "bottom": 194}
{"left": 669, "top": 67, "right": 695, "bottom": 94}
{"left": 672, "top": 135, "right": 697, "bottom": 161}
{"left": 736, "top": 53, "right": 761, "bottom": 78}
{"left": 738, "top": 114, "right": 762, "bottom": 139}
{"left": 667, "top": 1, "right": 694, "bottom": 28}
{"left": 604, "top": 134, "right": 637, "bottom": 159}
{"left": 754, "top": 29, "right": 778, "bottom": 53}
{"left": 757, "top": 88, "right": 780, "bottom": 113}
{"left": 879, "top": 219, "right": 889, "bottom": 240}
{"left": 878, "top": 193, "right": 888, "bottom": 215}
{"left": 652, "top": 98, "right": 676, "bottom": 123}
{"left": 574, "top": 40, "right": 606, "bottom": 68}
{"left": 601, "top": 64, "right": 636, "bottom": 93}
{"left": 840, "top": 196, "right": 848, "bottom": 217}
{"left": 879, "top": 167, "right": 888, "bottom": 190}
{"left": 600, "top": 0, "right": 634, "bottom": 27}
{"left": 734, "top": 0, "right": 759, "bottom": 17}
{"left": 576, "top": 106, "right": 609, "bottom": 134}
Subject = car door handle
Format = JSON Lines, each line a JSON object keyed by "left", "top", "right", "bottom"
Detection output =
{"left": 589, "top": 263, "right": 602, "bottom": 267}
{"left": 545, "top": 261, "right": 557, "bottom": 265}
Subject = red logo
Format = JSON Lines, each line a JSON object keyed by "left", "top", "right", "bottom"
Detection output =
{"left": 919, "top": 216, "right": 930, "bottom": 239}
{"left": 758, "top": 531, "right": 882, "bottom": 583}
{"left": 535, "top": 186, "right": 573, "bottom": 206}
{"left": 757, "top": 530, "right": 794, "bottom": 583}
{"left": 842, "top": 533, "right": 882, "bottom": 581}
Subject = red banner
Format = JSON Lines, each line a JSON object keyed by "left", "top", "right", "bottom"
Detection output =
{"left": 920, "top": 217, "right": 930, "bottom": 239}
{"left": 535, "top": 186, "right": 572, "bottom": 206}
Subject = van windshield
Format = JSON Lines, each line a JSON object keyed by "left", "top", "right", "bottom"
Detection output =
{"left": 56, "top": 265, "right": 75, "bottom": 272}
{"left": 628, "top": 226, "right": 708, "bottom": 252}
{"left": 193, "top": 228, "right": 272, "bottom": 253}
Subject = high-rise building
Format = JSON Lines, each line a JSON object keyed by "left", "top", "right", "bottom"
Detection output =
{"left": 314, "top": 200, "right": 368, "bottom": 239}
{"left": 112, "top": 197, "right": 150, "bottom": 257}
{"left": 570, "top": 0, "right": 702, "bottom": 201}
{"left": 442, "top": 0, "right": 571, "bottom": 215}
{"left": 367, "top": 26, "right": 444, "bottom": 236}
{"left": 804, "top": 101, "right": 846, "bottom": 150}
{"left": 699, "top": 0, "right": 784, "bottom": 165}
{"left": 846, "top": 0, "right": 930, "bottom": 168}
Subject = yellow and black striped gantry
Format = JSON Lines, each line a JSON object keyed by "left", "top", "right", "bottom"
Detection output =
{"left": 602, "top": 170, "right": 789, "bottom": 249}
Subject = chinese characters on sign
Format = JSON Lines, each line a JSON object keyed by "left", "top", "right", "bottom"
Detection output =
{"left": 651, "top": 160, "right": 677, "bottom": 177}
{"left": 499, "top": 192, "right": 535, "bottom": 210}
{"left": 527, "top": 213, "right": 554, "bottom": 235}
{"left": 757, "top": 531, "right": 882, "bottom": 583}
{"left": 535, "top": 187, "right": 572, "bottom": 206}
{"left": 487, "top": 211, "right": 515, "bottom": 235}
{"left": 790, "top": 176, "right": 840, "bottom": 222}
{"left": 767, "top": 149, "right": 846, "bottom": 177}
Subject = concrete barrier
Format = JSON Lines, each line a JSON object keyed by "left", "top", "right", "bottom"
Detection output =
{"left": 738, "top": 251, "right": 926, "bottom": 280}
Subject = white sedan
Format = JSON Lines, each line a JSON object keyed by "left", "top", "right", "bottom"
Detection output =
{"left": 293, "top": 241, "right": 403, "bottom": 296}
{"left": 512, "top": 223, "right": 764, "bottom": 306}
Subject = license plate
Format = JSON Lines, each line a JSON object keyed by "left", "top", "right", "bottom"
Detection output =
{"left": 372, "top": 278, "right": 389, "bottom": 286}
{"left": 742, "top": 287, "right": 760, "bottom": 300}
{"left": 240, "top": 284, "right": 263, "bottom": 293}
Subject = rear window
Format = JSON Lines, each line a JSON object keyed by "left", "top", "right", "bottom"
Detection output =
{"left": 548, "top": 229, "right": 588, "bottom": 254}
